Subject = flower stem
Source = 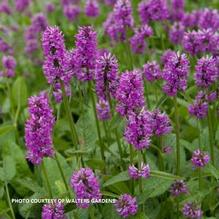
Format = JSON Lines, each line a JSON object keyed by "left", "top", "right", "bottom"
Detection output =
{"left": 89, "top": 81, "right": 105, "bottom": 163}
{"left": 174, "top": 97, "right": 180, "bottom": 175}
{"left": 61, "top": 81, "right": 79, "bottom": 148}
{"left": 5, "top": 182, "right": 15, "bottom": 219}
{"left": 207, "top": 108, "right": 215, "bottom": 166}
{"left": 129, "top": 144, "right": 134, "bottom": 194}
{"left": 115, "top": 129, "right": 125, "bottom": 169}
{"left": 42, "top": 161, "right": 53, "bottom": 198}
{"left": 54, "top": 153, "right": 71, "bottom": 198}
{"left": 103, "top": 121, "right": 110, "bottom": 148}
{"left": 138, "top": 152, "right": 143, "bottom": 193}
{"left": 158, "top": 136, "right": 164, "bottom": 171}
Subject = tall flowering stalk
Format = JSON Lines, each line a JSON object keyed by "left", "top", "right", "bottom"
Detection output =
{"left": 162, "top": 50, "right": 189, "bottom": 175}
{"left": 25, "top": 92, "right": 55, "bottom": 165}
{"left": 70, "top": 168, "right": 102, "bottom": 208}
{"left": 42, "top": 202, "right": 65, "bottom": 219}
{"left": 42, "top": 26, "right": 79, "bottom": 148}
{"left": 25, "top": 92, "right": 54, "bottom": 198}
{"left": 73, "top": 26, "right": 97, "bottom": 81}
{"left": 116, "top": 70, "right": 145, "bottom": 116}
{"left": 103, "top": 0, "right": 134, "bottom": 42}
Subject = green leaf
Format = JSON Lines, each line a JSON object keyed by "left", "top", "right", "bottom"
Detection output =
{"left": 85, "top": 159, "right": 105, "bottom": 170}
{"left": 151, "top": 170, "right": 181, "bottom": 180}
{"left": 204, "top": 164, "right": 219, "bottom": 180}
{"left": 138, "top": 177, "right": 173, "bottom": 204}
{"left": 43, "top": 153, "right": 72, "bottom": 196}
{"left": 0, "top": 125, "right": 14, "bottom": 137}
{"left": 132, "top": 212, "right": 149, "bottom": 219}
{"left": 0, "top": 156, "right": 16, "bottom": 181}
{"left": 12, "top": 76, "right": 27, "bottom": 107}
{"left": 103, "top": 171, "right": 129, "bottom": 187}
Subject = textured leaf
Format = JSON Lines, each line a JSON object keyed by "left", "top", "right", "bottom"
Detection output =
{"left": 12, "top": 77, "right": 27, "bottom": 107}
{"left": 103, "top": 171, "right": 129, "bottom": 187}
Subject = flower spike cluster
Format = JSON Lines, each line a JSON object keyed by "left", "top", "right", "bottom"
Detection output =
{"left": 124, "top": 109, "right": 153, "bottom": 150}
{"left": 25, "top": 92, "right": 55, "bottom": 165}
{"left": 162, "top": 50, "right": 190, "bottom": 96}
{"left": 85, "top": 0, "right": 100, "bottom": 17}
{"left": 130, "top": 24, "right": 153, "bottom": 54}
{"left": 73, "top": 26, "right": 97, "bottom": 81}
{"left": 191, "top": 149, "right": 210, "bottom": 168}
{"left": 128, "top": 163, "right": 150, "bottom": 180}
{"left": 116, "top": 70, "right": 145, "bottom": 116}
{"left": 1, "top": 55, "right": 16, "bottom": 77}
{"left": 70, "top": 168, "right": 102, "bottom": 208}
{"left": 115, "top": 194, "right": 138, "bottom": 218}
{"left": 138, "top": 0, "right": 169, "bottom": 24}
{"left": 42, "top": 202, "right": 65, "bottom": 219}
{"left": 170, "top": 180, "right": 188, "bottom": 197}
{"left": 103, "top": 0, "right": 134, "bottom": 42}
{"left": 182, "top": 202, "right": 203, "bottom": 219}
{"left": 95, "top": 52, "right": 119, "bottom": 100}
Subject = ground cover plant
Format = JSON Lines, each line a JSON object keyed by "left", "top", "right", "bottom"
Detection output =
{"left": 0, "top": 0, "right": 219, "bottom": 218}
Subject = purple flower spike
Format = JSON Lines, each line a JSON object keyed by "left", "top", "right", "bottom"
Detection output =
{"left": 143, "top": 60, "right": 161, "bottom": 82}
{"left": 73, "top": 26, "right": 97, "bottom": 81}
{"left": 95, "top": 52, "right": 119, "bottom": 100}
{"left": 138, "top": 0, "right": 169, "bottom": 24}
{"left": 140, "top": 163, "right": 150, "bottom": 179}
{"left": 195, "top": 56, "right": 217, "bottom": 88}
{"left": 130, "top": 24, "right": 153, "bottom": 54}
{"left": 45, "top": 2, "right": 55, "bottom": 13}
{"left": 96, "top": 99, "right": 111, "bottom": 120}
{"left": 116, "top": 70, "right": 145, "bottom": 116}
{"left": 162, "top": 51, "right": 189, "bottom": 96}
{"left": 115, "top": 194, "right": 138, "bottom": 218}
{"left": 128, "top": 165, "right": 139, "bottom": 180}
{"left": 0, "top": 0, "right": 11, "bottom": 15}
{"left": 182, "top": 31, "right": 201, "bottom": 56}
{"left": 70, "top": 168, "right": 102, "bottom": 208}
{"left": 182, "top": 202, "right": 203, "bottom": 219}
{"left": 169, "top": 0, "right": 185, "bottom": 21}
{"left": 188, "top": 91, "right": 208, "bottom": 119}
{"left": 25, "top": 92, "right": 55, "bottom": 165}
{"left": 128, "top": 163, "right": 150, "bottom": 179}
{"left": 2, "top": 55, "right": 16, "bottom": 77}
{"left": 124, "top": 109, "right": 153, "bottom": 150}
{"left": 63, "top": 4, "right": 80, "bottom": 21}
{"left": 42, "top": 26, "right": 68, "bottom": 84}
{"left": 151, "top": 109, "right": 172, "bottom": 136}
{"left": 169, "top": 22, "right": 185, "bottom": 44}
{"left": 85, "top": 0, "right": 99, "bottom": 17}
{"left": 170, "top": 180, "right": 188, "bottom": 197}
{"left": 191, "top": 149, "right": 210, "bottom": 168}
{"left": 15, "top": 0, "right": 30, "bottom": 12}
{"left": 103, "top": 0, "right": 134, "bottom": 42}
{"left": 198, "top": 9, "right": 219, "bottom": 31}
{"left": 42, "top": 202, "right": 65, "bottom": 219}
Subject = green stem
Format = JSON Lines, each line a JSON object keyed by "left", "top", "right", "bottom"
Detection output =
{"left": 207, "top": 108, "right": 215, "bottom": 166}
{"left": 198, "top": 168, "right": 201, "bottom": 190}
{"left": 61, "top": 81, "right": 79, "bottom": 148}
{"left": 174, "top": 97, "right": 180, "bottom": 175}
{"left": 54, "top": 153, "right": 71, "bottom": 198}
{"left": 144, "top": 81, "right": 151, "bottom": 109}
{"left": 103, "top": 122, "right": 110, "bottom": 148}
{"left": 89, "top": 82, "right": 105, "bottom": 163}
{"left": 138, "top": 152, "right": 142, "bottom": 193}
{"left": 158, "top": 137, "right": 164, "bottom": 171}
{"left": 42, "top": 161, "right": 53, "bottom": 198}
{"left": 5, "top": 182, "right": 15, "bottom": 219}
{"left": 129, "top": 144, "right": 134, "bottom": 194}
{"left": 115, "top": 129, "right": 124, "bottom": 169}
